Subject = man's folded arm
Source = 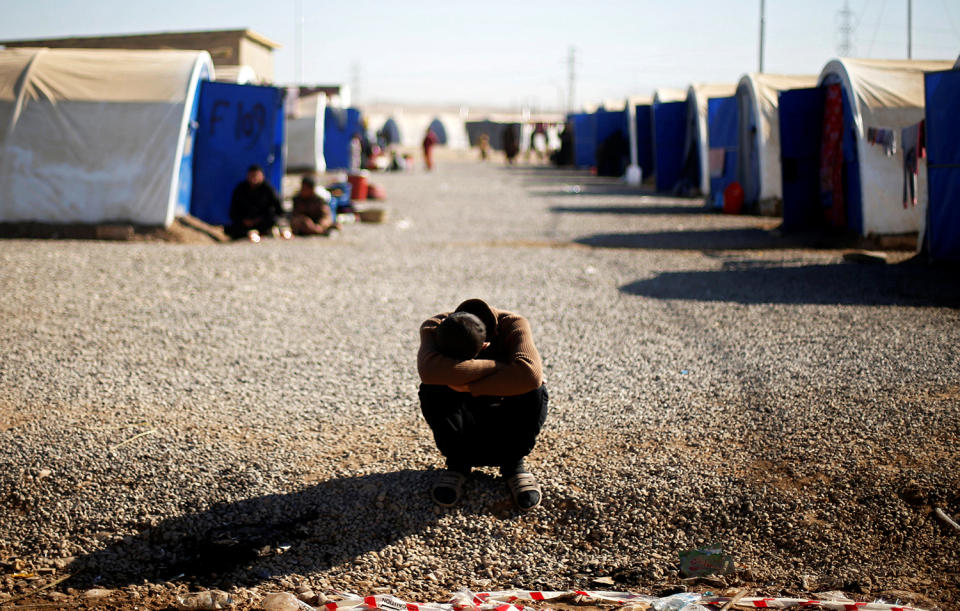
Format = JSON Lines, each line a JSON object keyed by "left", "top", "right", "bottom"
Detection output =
{"left": 417, "top": 322, "right": 498, "bottom": 385}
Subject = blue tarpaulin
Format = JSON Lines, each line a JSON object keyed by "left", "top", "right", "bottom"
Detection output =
{"left": 594, "top": 108, "right": 628, "bottom": 176}
{"left": 635, "top": 105, "right": 654, "bottom": 181}
{"left": 779, "top": 87, "right": 825, "bottom": 232}
{"left": 324, "top": 107, "right": 362, "bottom": 170}
{"left": 707, "top": 96, "right": 738, "bottom": 209}
{"left": 428, "top": 118, "right": 448, "bottom": 145}
{"left": 571, "top": 112, "right": 597, "bottom": 168}
{"left": 925, "top": 69, "right": 960, "bottom": 262}
{"left": 595, "top": 109, "right": 627, "bottom": 146}
{"left": 653, "top": 101, "right": 686, "bottom": 192}
{"left": 190, "top": 81, "right": 285, "bottom": 226}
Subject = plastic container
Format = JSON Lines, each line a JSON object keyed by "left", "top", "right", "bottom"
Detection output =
{"left": 348, "top": 171, "right": 369, "bottom": 201}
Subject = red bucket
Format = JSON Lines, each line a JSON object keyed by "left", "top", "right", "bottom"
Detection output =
{"left": 348, "top": 172, "right": 369, "bottom": 201}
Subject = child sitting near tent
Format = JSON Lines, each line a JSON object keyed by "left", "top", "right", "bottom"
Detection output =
{"left": 291, "top": 175, "right": 338, "bottom": 236}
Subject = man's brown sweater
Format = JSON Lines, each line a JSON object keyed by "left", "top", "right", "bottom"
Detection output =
{"left": 417, "top": 303, "right": 543, "bottom": 397}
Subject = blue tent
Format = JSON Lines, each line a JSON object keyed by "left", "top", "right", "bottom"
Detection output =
{"left": 428, "top": 118, "right": 448, "bottom": 145}
{"left": 924, "top": 68, "right": 960, "bottom": 262}
{"left": 652, "top": 101, "right": 686, "bottom": 192}
{"left": 570, "top": 112, "right": 597, "bottom": 168}
{"left": 707, "top": 96, "right": 738, "bottom": 209}
{"left": 778, "top": 83, "right": 862, "bottom": 234}
{"left": 779, "top": 87, "right": 826, "bottom": 231}
{"left": 594, "top": 108, "right": 629, "bottom": 176}
{"left": 634, "top": 104, "right": 655, "bottom": 182}
{"left": 324, "top": 107, "right": 363, "bottom": 170}
{"left": 190, "top": 81, "right": 286, "bottom": 226}
{"left": 381, "top": 118, "right": 401, "bottom": 146}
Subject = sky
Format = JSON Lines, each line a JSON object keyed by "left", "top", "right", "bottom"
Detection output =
{"left": 1, "top": 0, "right": 958, "bottom": 110}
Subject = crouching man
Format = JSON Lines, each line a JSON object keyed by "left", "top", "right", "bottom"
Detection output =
{"left": 417, "top": 299, "right": 548, "bottom": 511}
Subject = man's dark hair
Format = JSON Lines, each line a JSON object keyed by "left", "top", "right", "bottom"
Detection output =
{"left": 436, "top": 312, "right": 486, "bottom": 360}
{"left": 247, "top": 164, "right": 264, "bottom": 174}
{"left": 301, "top": 175, "right": 316, "bottom": 188}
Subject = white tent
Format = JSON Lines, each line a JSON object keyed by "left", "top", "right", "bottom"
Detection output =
{"left": 653, "top": 88, "right": 686, "bottom": 104}
{"left": 818, "top": 58, "right": 953, "bottom": 236}
{"left": 215, "top": 65, "right": 258, "bottom": 85}
{"left": 735, "top": 73, "right": 818, "bottom": 210}
{"left": 685, "top": 83, "right": 737, "bottom": 195}
{"left": 286, "top": 92, "right": 327, "bottom": 173}
{"left": 0, "top": 48, "right": 212, "bottom": 227}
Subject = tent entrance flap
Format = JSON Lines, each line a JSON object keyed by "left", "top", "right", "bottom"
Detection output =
{"left": 779, "top": 87, "right": 825, "bottom": 232}
{"left": 707, "top": 96, "right": 738, "bottom": 210}
{"left": 653, "top": 101, "right": 686, "bottom": 192}
{"left": 634, "top": 105, "right": 654, "bottom": 181}
{"left": 736, "top": 92, "right": 760, "bottom": 207}
{"left": 925, "top": 69, "right": 960, "bottom": 262}
{"left": 571, "top": 112, "right": 597, "bottom": 168}
{"left": 190, "top": 81, "right": 286, "bottom": 226}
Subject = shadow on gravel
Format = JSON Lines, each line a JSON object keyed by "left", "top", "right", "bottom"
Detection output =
{"left": 65, "top": 470, "right": 445, "bottom": 589}
{"left": 550, "top": 204, "right": 705, "bottom": 215}
{"left": 621, "top": 259, "right": 960, "bottom": 307}
{"left": 577, "top": 228, "right": 803, "bottom": 251}
{"left": 65, "top": 468, "right": 576, "bottom": 590}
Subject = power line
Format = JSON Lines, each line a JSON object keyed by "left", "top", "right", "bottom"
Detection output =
{"left": 867, "top": 0, "right": 888, "bottom": 57}
{"left": 837, "top": 0, "right": 854, "bottom": 56}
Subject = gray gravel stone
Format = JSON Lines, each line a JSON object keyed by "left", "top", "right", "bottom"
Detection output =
{"left": 0, "top": 159, "right": 958, "bottom": 608}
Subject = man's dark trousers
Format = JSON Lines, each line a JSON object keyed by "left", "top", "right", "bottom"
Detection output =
{"left": 419, "top": 384, "right": 548, "bottom": 474}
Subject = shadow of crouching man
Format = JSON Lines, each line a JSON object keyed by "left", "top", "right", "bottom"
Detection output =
{"left": 65, "top": 469, "right": 441, "bottom": 590}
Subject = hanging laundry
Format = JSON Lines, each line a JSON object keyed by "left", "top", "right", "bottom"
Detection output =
{"left": 708, "top": 148, "right": 726, "bottom": 178}
{"left": 902, "top": 120, "right": 925, "bottom": 208}
{"left": 866, "top": 126, "right": 897, "bottom": 156}
{"left": 819, "top": 84, "right": 845, "bottom": 228}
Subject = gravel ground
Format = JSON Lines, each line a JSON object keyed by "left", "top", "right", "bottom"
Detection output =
{"left": 1, "top": 159, "right": 958, "bottom": 610}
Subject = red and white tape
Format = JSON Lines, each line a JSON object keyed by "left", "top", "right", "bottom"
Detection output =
{"left": 309, "top": 589, "right": 928, "bottom": 611}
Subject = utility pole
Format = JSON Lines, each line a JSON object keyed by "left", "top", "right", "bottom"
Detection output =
{"left": 758, "top": 0, "right": 766, "bottom": 73}
{"left": 294, "top": 0, "right": 303, "bottom": 84}
{"left": 837, "top": 0, "right": 854, "bottom": 56}
{"left": 566, "top": 46, "right": 576, "bottom": 114}
{"left": 907, "top": 0, "right": 913, "bottom": 59}
{"left": 351, "top": 62, "right": 362, "bottom": 104}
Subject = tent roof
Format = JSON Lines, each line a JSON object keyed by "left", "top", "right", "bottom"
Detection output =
{"left": 0, "top": 47, "right": 215, "bottom": 104}
{"left": 653, "top": 87, "right": 686, "bottom": 103}
{"left": 687, "top": 82, "right": 737, "bottom": 102}
{"left": 737, "top": 73, "right": 819, "bottom": 110}
{"left": 818, "top": 58, "right": 954, "bottom": 111}
{"left": 626, "top": 94, "right": 653, "bottom": 106}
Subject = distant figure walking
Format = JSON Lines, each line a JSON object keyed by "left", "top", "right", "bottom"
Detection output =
{"left": 502, "top": 124, "right": 519, "bottom": 164}
{"left": 417, "top": 298, "right": 548, "bottom": 511}
{"left": 478, "top": 133, "right": 491, "bottom": 161}
{"left": 226, "top": 165, "right": 283, "bottom": 241}
{"left": 423, "top": 128, "right": 439, "bottom": 171}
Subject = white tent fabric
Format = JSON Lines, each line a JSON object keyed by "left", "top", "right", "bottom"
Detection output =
{"left": 0, "top": 47, "right": 212, "bottom": 227}
{"left": 687, "top": 83, "right": 737, "bottom": 195}
{"left": 736, "top": 73, "right": 818, "bottom": 206}
{"left": 819, "top": 58, "right": 953, "bottom": 236}
{"left": 215, "top": 65, "right": 258, "bottom": 85}
{"left": 286, "top": 93, "right": 326, "bottom": 173}
{"left": 363, "top": 108, "right": 469, "bottom": 150}
{"left": 653, "top": 88, "right": 686, "bottom": 104}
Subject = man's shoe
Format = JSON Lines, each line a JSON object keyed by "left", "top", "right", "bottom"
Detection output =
{"left": 431, "top": 470, "right": 466, "bottom": 507}
{"left": 506, "top": 471, "right": 542, "bottom": 511}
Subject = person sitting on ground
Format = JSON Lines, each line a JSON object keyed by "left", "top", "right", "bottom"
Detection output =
{"left": 226, "top": 165, "right": 283, "bottom": 241}
{"left": 417, "top": 298, "right": 548, "bottom": 511}
{"left": 290, "top": 175, "right": 337, "bottom": 236}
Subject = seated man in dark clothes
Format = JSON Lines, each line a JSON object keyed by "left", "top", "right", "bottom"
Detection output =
{"left": 290, "top": 175, "right": 337, "bottom": 236}
{"left": 225, "top": 165, "right": 283, "bottom": 241}
{"left": 417, "top": 299, "right": 549, "bottom": 511}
